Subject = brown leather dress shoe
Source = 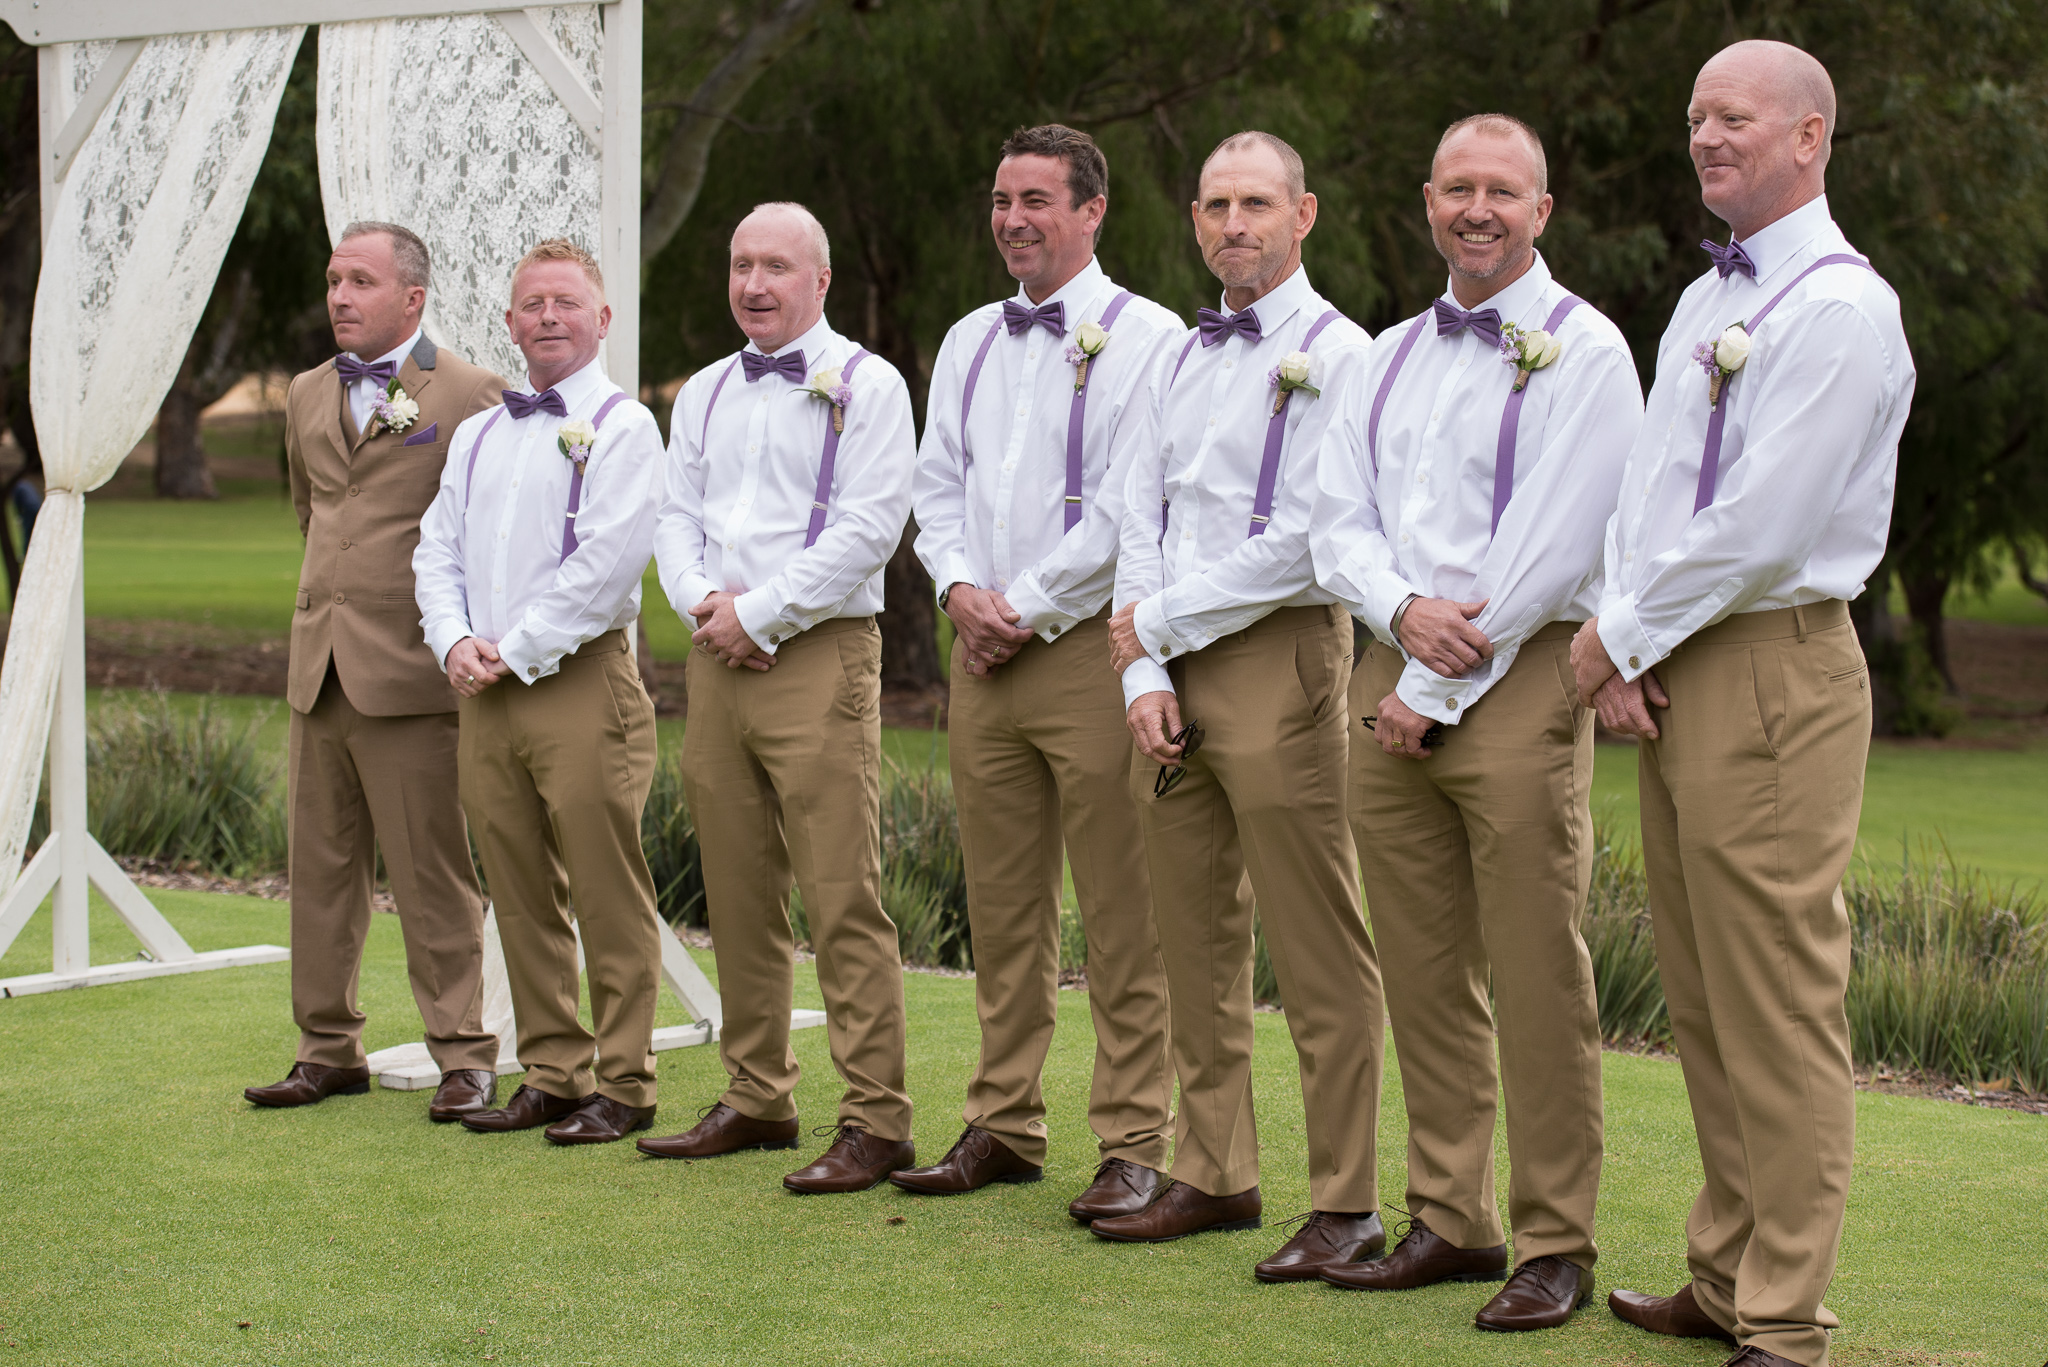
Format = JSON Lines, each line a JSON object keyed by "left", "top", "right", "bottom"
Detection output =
{"left": 1319, "top": 1219, "right": 1506, "bottom": 1290}
{"left": 1254, "top": 1211, "right": 1386, "bottom": 1282}
{"left": 460, "top": 1084, "right": 587, "bottom": 1133}
{"left": 1474, "top": 1255, "right": 1594, "bottom": 1331}
{"left": 1067, "top": 1158, "right": 1162, "bottom": 1224}
{"left": 1607, "top": 1283, "right": 1737, "bottom": 1344}
{"left": 1723, "top": 1349, "right": 1801, "bottom": 1367}
{"left": 637, "top": 1102, "right": 800, "bottom": 1158}
{"left": 888, "top": 1126, "right": 1042, "bottom": 1195}
{"left": 244, "top": 1062, "right": 371, "bottom": 1108}
{"left": 545, "top": 1093, "right": 657, "bottom": 1145}
{"left": 1089, "top": 1181, "right": 1262, "bottom": 1243}
{"left": 783, "top": 1125, "right": 916, "bottom": 1193}
{"left": 426, "top": 1069, "right": 497, "bottom": 1123}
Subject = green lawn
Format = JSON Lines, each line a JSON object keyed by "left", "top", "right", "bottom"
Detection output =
{"left": 0, "top": 889, "right": 2040, "bottom": 1364}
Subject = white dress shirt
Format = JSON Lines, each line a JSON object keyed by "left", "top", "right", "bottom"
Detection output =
{"left": 1114, "top": 265, "right": 1373, "bottom": 705}
{"left": 913, "top": 259, "right": 1184, "bottom": 640}
{"left": 413, "top": 356, "right": 661, "bottom": 682}
{"left": 343, "top": 327, "right": 423, "bottom": 433}
{"left": 656, "top": 315, "right": 916, "bottom": 654}
{"left": 1598, "top": 196, "right": 1915, "bottom": 680}
{"left": 1314, "top": 253, "right": 1643, "bottom": 724}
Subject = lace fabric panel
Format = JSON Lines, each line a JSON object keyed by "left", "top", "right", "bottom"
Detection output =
{"left": 316, "top": 8, "right": 604, "bottom": 384}
{"left": 1, "top": 28, "right": 304, "bottom": 887}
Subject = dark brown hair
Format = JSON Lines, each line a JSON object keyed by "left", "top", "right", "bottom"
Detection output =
{"left": 998, "top": 124, "right": 1109, "bottom": 209}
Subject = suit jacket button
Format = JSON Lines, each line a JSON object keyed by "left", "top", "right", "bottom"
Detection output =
{"left": 347, "top": 485, "right": 361, "bottom": 497}
{"left": 339, "top": 538, "right": 351, "bottom": 549}
{"left": 333, "top": 592, "right": 345, "bottom": 605}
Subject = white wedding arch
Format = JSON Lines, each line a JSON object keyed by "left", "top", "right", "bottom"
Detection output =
{"left": 0, "top": 0, "right": 806, "bottom": 1084}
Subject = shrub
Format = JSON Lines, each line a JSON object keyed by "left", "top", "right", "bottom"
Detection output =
{"left": 641, "top": 747, "right": 706, "bottom": 926}
{"left": 1583, "top": 816, "right": 1672, "bottom": 1048}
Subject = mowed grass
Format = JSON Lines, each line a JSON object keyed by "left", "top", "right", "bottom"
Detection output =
{"left": 0, "top": 890, "right": 2042, "bottom": 1365}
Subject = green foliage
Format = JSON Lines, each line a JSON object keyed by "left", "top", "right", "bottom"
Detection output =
{"left": 39, "top": 692, "right": 288, "bottom": 878}
{"left": 1583, "top": 815, "right": 1672, "bottom": 1049}
{"left": 1864, "top": 623, "right": 1965, "bottom": 737}
{"left": 641, "top": 748, "right": 707, "bottom": 926}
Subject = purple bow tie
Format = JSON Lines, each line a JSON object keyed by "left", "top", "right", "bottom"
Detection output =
{"left": 334, "top": 355, "right": 397, "bottom": 386}
{"left": 1702, "top": 238, "right": 1756, "bottom": 280}
{"left": 502, "top": 388, "right": 569, "bottom": 420}
{"left": 1003, "top": 299, "right": 1066, "bottom": 337}
{"left": 1196, "top": 307, "right": 1261, "bottom": 348}
{"left": 1432, "top": 298, "right": 1503, "bottom": 345}
{"left": 742, "top": 349, "right": 807, "bottom": 384}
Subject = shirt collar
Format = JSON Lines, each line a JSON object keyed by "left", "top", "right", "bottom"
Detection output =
{"left": 349, "top": 327, "right": 421, "bottom": 375}
{"left": 517, "top": 354, "right": 607, "bottom": 404}
{"left": 1437, "top": 251, "right": 1554, "bottom": 329}
{"left": 1732, "top": 194, "right": 1832, "bottom": 286}
{"left": 744, "top": 314, "right": 837, "bottom": 364}
{"left": 1223, "top": 262, "right": 1315, "bottom": 331}
{"left": 1011, "top": 257, "right": 1110, "bottom": 330}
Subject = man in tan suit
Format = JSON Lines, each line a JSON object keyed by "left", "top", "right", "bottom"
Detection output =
{"left": 246, "top": 222, "right": 507, "bottom": 1123}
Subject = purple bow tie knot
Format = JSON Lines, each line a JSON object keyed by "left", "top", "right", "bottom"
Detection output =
{"left": 1002, "top": 300, "right": 1066, "bottom": 337}
{"left": 502, "top": 388, "right": 569, "bottom": 420}
{"left": 741, "top": 349, "right": 808, "bottom": 384}
{"left": 334, "top": 355, "right": 398, "bottom": 386}
{"left": 1196, "top": 307, "right": 1262, "bottom": 348}
{"left": 1432, "top": 298, "right": 1504, "bottom": 345}
{"left": 1702, "top": 238, "right": 1756, "bottom": 280}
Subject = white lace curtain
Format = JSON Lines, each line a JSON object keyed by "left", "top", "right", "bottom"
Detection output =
{"left": 0, "top": 28, "right": 304, "bottom": 886}
{"left": 317, "top": 7, "right": 604, "bottom": 383}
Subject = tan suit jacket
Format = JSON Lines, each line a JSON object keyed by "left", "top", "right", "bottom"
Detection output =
{"left": 285, "top": 335, "right": 506, "bottom": 716}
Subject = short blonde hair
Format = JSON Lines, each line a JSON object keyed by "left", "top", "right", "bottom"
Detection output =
{"left": 510, "top": 237, "right": 605, "bottom": 301}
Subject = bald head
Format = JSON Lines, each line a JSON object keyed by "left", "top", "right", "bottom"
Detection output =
{"left": 732, "top": 201, "right": 831, "bottom": 270}
{"left": 728, "top": 201, "right": 832, "bottom": 354}
{"left": 1688, "top": 40, "right": 1835, "bottom": 240}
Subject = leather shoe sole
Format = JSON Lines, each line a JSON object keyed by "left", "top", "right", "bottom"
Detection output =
{"left": 888, "top": 1167, "right": 1043, "bottom": 1196}
{"left": 1092, "top": 1214, "right": 1262, "bottom": 1243}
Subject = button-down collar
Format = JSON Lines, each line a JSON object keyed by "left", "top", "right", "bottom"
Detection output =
{"left": 1731, "top": 194, "right": 1832, "bottom": 287}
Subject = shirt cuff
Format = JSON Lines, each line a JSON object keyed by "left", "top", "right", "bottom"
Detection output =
{"left": 933, "top": 555, "right": 976, "bottom": 608}
{"left": 734, "top": 586, "right": 812, "bottom": 655}
{"left": 671, "top": 573, "right": 718, "bottom": 622}
{"left": 1133, "top": 594, "right": 1194, "bottom": 666}
{"left": 424, "top": 618, "right": 473, "bottom": 673}
{"left": 1361, "top": 568, "right": 1425, "bottom": 646}
{"left": 1002, "top": 577, "right": 1082, "bottom": 644}
{"left": 1598, "top": 596, "right": 1659, "bottom": 683}
{"left": 495, "top": 624, "right": 563, "bottom": 685}
{"left": 1121, "top": 656, "right": 1175, "bottom": 708}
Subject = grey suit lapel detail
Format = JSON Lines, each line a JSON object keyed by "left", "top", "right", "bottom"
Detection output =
{"left": 411, "top": 333, "right": 439, "bottom": 371}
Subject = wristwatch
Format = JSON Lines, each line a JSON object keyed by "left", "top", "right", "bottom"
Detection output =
{"left": 939, "top": 581, "right": 966, "bottom": 611}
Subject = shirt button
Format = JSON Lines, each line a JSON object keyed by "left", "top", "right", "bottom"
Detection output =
{"left": 1430, "top": 412, "right": 1440, "bottom": 422}
{"left": 1625, "top": 552, "right": 1634, "bottom": 562}
{"left": 1028, "top": 350, "right": 1037, "bottom": 359}
{"left": 1004, "top": 462, "right": 1014, "bottom": 471}
{"left": 1400, "top": 533, "right": 1410, "bottom": 544}
{"left": 1224, "top": 360, "right": 1233, "bottom": 369}
{"left": 332, "top": 592, "right": 345, "bottom": 604}
{"left": 1458, "top": 356, "right": 1469, "bottom": 367}
{"left": 996, "top": 519, "right": 1006, "bottom": 529}
{"left": 725, "top": 542, "right": 735, "bottom": 551}
{"left": 997, "top": 578, "right": 1008, "bottom": 589}
{"left": 1628, "top": 655, "right": 1641, "bottom": 669}
{"left": 1417, "top": 474, "right": 1427, "bottom": 484}
{"left": 1208, "top": 418, "right": 1216, "bottom": 426}
{"left": 748, "top": 444, "right": 757, "bottom": 453}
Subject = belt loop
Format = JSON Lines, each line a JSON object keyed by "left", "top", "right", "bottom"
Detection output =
{"left": 1793, "top": 604, "right": 1808, "bottom": 643}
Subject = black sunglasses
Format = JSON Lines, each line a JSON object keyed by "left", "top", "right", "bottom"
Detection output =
{"left": 1154, "top": 720, "right": 1205, "bottom": 797}
{"left": 1363, "top": 714, "right": 1447, "bottom": 750}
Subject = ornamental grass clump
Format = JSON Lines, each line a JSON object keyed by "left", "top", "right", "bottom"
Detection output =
{"left": 1583, "top": 814, "right": 1671, "bottom": 1049}
{"left": 51, "top": 691, "right": 287, "bottom": 877}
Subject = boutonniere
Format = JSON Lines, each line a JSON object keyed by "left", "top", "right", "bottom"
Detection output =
{"left": 367, "top": 379, "right": 420, "bottom": 437}
{"left": 1268, "top": 351, "right": 1320, "bottom": 415}
{"left": 1691, "top": 324, "right": 1752, "bottom": 408}
{"left": 1497, "top": 323, "right": 1564, "bottom": 392}
{"left": 805, "top": 367, "right": 854, "bottom": 433}
{"left": 556, "top": 417, "right": 597, "bottom": 466}
{"left": 1064, "top": 320, "right": 1110, "bottom": 392}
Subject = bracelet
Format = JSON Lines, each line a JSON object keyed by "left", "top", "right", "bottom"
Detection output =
{"left": 1389, "top": 593, "right": 1421, "bottom": 644}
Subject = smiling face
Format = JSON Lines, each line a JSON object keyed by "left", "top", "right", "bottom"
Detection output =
{"left": 1688, "top": 44, "right": 1831, "bottom": 240}
{"left": 1192, "top": 143, "right": 1317, "bottom": 310}
{"left": 1424, "top": 127, "right": 1552, "bottom": 306}
{"left": 990, "top": 153, "right": 1105, "bottom": 303}
{"left": 325, "top": 232, "right": 424, "bottom": 359}
{"left": 727, "top": 208, "right": 830, "bottom": 356}
{"left": 505, "top": 259, "right": 609, "bottom": 390}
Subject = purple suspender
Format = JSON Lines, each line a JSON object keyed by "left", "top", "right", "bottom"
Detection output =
{"left": 560, "top": 392, "right": 628, "bottom": 559}
{"left": 959, "top": 319, "right": 1003, "bottom": 453}
{"left": 806, "top": 350, "right": 871, "bottom": 548}
{"left": 1491, "top": 295, "right": 1583, "bottom": 534}
{"left": 1693, "top": 253, "right": 1879, "bottom": 514}
{"left": 462, "top": 407, "right": 508, "bottom": 508}
{"left": 700, "top": 356, "right": 741, "bottom": 454}
{"left": 1159, "top": 333, "right": 1205, "bottom": 536}
{"left": 1247, "top": 309, "right": 1344, "bottom": 537}
{"left": 1063, "top": 290, "right": 1134, "bottom": 530}
{"left": 1366, "top": 312, "right": 1431, "bottom": 476}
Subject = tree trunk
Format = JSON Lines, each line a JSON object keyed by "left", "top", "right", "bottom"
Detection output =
{"left": 878, "top": 523, "right": 940, "bottom": 689}
{"left": 1849, "top": 579, "right": 1903, "bottom": 736}
{"left": 1902, "top": 570, "right": 1954, "bottom": 693}
{"left": 153, "top": 383, "right": 218, "bottom": 500}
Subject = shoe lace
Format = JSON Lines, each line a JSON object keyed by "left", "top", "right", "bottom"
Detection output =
{"left": 1273, "top": 1210, "right": 1325, "bottom": 1235}
{"left": 1383, "top": 1202, "right": 1428, "bottom": 1247}
{"left": 946, "top": 1126, "right": 996, "bottom": 1162}
{"left": 811, "top": 1121, "right": 868, "bottom": 1150}
{"left": 1088, "top": 1157, "right": 1136, "bottom": 1187}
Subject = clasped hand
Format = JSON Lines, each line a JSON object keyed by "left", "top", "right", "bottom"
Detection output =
{"left": 1400, "top": 597, "right": 1492, "bottom": 678}
{"left": 447, "top": 637, "right": 511, "bottom": 697}
{"left": 1569, "top": 617, "right": 1668, "bottom": 739}
{"left": 945, "top": 584, "right": 1033, "bottom": 679}
{"left": 690, "top": 591, "right": 776, "bottom": 671}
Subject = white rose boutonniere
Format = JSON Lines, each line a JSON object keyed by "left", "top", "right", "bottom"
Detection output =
{"left": 1064, "top": 320, "right": 1111, "bottom": 392}
{"left": 1497, "top": 323, "right": 1563, "bottom": 393}
{"left": 367, "top": 379, "right": 419, "bottom": 437}
{"left": 1268, "top": 351, "right": 1320, "bottom": 415}
{"left": 556, "top": 417, "right": 597, "bottom": 465}
{"left": 1691, "top": 324, "right": 1752, "bottom": 407}
{"left": 805, "top": 366, "right": 854, "bottom": 433}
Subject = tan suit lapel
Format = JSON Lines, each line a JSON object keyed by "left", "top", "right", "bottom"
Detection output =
{"left": 349, "top": 354, "right": 436, "bottom": 454}
{"left": 324, "top": 364, "right": 357, "bottom": 462}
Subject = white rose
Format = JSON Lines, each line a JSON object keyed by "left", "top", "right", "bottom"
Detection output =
{"left": 1714, "top": 324, "right": 1752, "bottom": 372}
{"left": 1523, "top": 330, "right": 1563, "bottom": 369}
{"left": 812, "top": 367, "right": 843, "bottom": 393}
{"left": 388, "top": 396, "right": 421, "bottom": 425}
{"left": 557, "top": 418, "right": 596, "bottom": 449}
{"left": 1074, "top": 320, "right": 1109, "bottom": 355}
{"left": 1278, "top": 351, "right": 1312, "bottom": 385}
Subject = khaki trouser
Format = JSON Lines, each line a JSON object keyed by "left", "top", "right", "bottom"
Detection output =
{"left": 1639, "top": 600, "right": 1867, "bottom": 1367}
{"left": 288, "top": 666, "right": 496, "bottom": 1072}
{"left": 681, "top": 616, "right": 912, "bottom": 1141}
{"left": 949, "top": 609, "right": 1173, "bottom": 1168}
{"left": 457, "top": 630, "right": 661, "bottom": 1108}
{"left": 1349, "top": 622, "right": 1603, "bottom": 1266}
{"left": 1131, "top": 604, "right": 1383, "bottom": 1210}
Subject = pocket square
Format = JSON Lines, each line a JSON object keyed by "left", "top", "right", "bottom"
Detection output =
{"left": 402, "top": 422, "right": 439, "bottom": 447}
